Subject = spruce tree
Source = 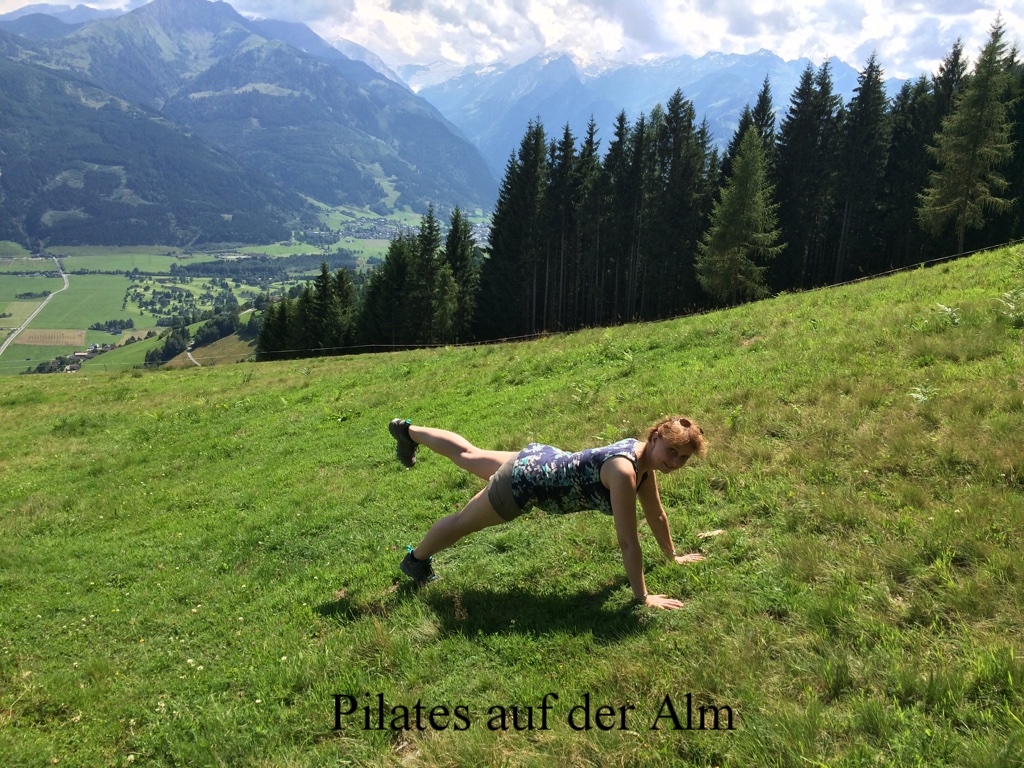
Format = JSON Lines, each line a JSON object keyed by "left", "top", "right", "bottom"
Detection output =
{"left": 880, "top": 77, "right": 936, "bottom": 266}
{"left": 477, "top": 121, "right": 548, "bottom": 339}
{"left": 751, "top": 76, "right": 777, "bottom": 158}
{"left": 357, "top": 233, "right": 414, "bottom": 347}
{"left": 773, "top": 62, "right": 842, "bottom": 289}
{"left": 834, "top": 53, "right": 891, "bottom": 280}
{"left": 431, "top": 261, "right": 459, "bottom": 344}
{"left": 410, "top": 205, "right": 443, "bottom": 343}
{"left": 294, "top": 283, "right": 319, "bottom": 354}
{"left": 573, "top": 117, "right": 604, "bottom": 328}
{"left": 601, "top": 111, "right": 635, "bottom": 323}
{"left": 312, "top": 261, "right": 343, "bottom": 351}
{"left": 1000, "top": 54, "right": 1024, "bottom": 240}
{"left": 255, "top": 299, "right": 280, "bottom": 360}
{"left": 696, "top": 127, "right": 784, "bottom": 304}
{"left": 932, "top": 39, "right": 968, "bottom": 127}
{"left": 332, "top": 267, "right": 358, "bottom": 348}
{"left": 720, "top": 105, "right": 754, "bottom": 185}
{"left": 546, "top": 124, "right": 578, "bottom": 330}
{"left": 642, "top": 90, "right": 714, "bottom": 318}
{"left": 919, "top": 19, "right": 1015, "bottom": 252}
{"left": 444, "top": 207, "right": 479, "bottom": 341}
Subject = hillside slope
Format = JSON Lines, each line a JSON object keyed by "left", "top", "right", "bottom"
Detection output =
{"left": 33, "top": 0, "right": 495, "bottom": 213}
{"left": 1, "top": 247, "right": 1022, "bottom": 766}
{"left": 0, "top": 53, "right": 305, "bottom": 246}
{"left": 0, "top": 0, "right": 497, "bottom": 247}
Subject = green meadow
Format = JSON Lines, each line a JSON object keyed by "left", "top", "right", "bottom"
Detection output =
{"left": 58, "top": 251, "right": 188, "bottom": 275}
{"left": 1, "top": 247, "right": 1022, "bottom": 767}
{"left": 0, "top": 258, "right": 53, "bottom": 273}
{"left": 0, "top": 274, "right": 64, "bottom": 301}
{"left": 0, "top": 240, "right": 32, "bottom": 257}
{"left": 24, "top": 275, "right": 136, "bottom": 330}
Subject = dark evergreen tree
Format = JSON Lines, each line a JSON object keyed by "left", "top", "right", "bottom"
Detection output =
{"left": 624, "top": 112, "right": 650, "bottom": 321}
{"left": 773, "top": 62, "right": 843, "bottom": 289}
{"left": 332, "top": 266, "right": 359, "bottom": 348}
{"left": 477, "top": 121, "right": 548, "bottom": 339}
{"left": 443, "top": 206, "right": 479, "bottom": 342}
{"left": 932, "top": 39, "right": 969, "bottom": 127}
{"left": 311, "top": 261, "right": 344, "bottom": 351}
{"left": 572, "top": 117, "right": 605, "bottom": 328}
{"left": 357, "top": 233, "right": 415, "bottom": 347}
{"left": 642, "top": 90, "right": 714, "bottom": 318}
{"left": 720, "top": 105, "right": 754, "bottom": 185}
{"left": 293, "top": 283, "right": 319, "bottom": 353}
{"left": 431, "top": 260, "right": 459, "bottom": 344}
{"left": 834, "top": 53, "right": 891, "bottom": 280}
{"left": 879, "top": 77, "right": 937, "bottom": 267}
{"left": 408, "top": 205, "right": 443, "bottom": 344}
{"left": 256, "top": 297, "right": 292, "bottom": 360}
{"left": 696, "top": 126, "right": 784, "bottom": 304}
{"left": 919, "top": 19, "right": 1015, "bottom": 252}
{"left": 545, "top": 124, "right": 579, "bottom": 331}
{"left": 751, "top": 76, "right": 778, "bottom": 159}
{"left": 599, "top": 110, "right": 651, "bottom": 323}
{"left": 998, "top": 52, "right": 1024, "bottom": 240}
{"left": 598, "top": 111, "right": 633, "bottom": 324}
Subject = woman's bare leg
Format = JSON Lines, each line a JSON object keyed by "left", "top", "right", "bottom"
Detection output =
{"left": 412, "top": 487, "right": 506, "bottom": 559}
{"left": 408, "top": 425, "right": 516, "bottom": 481}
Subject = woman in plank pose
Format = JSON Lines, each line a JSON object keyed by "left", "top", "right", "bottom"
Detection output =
{"left": 389, "top": 416, "right": 708, "bottom": 610}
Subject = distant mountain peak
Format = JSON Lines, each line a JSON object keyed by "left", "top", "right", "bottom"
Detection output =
{"left": 416, "top": 48, "right": 888, "bottom": 176}
{"left": 1, "top": 0, "right": 496, "bottom": 246}
{"left": 0, "top": 3, "right": 122, "bottom": 24}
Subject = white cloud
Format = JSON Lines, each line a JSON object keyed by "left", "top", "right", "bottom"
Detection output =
{"left": 303, "top": 0, "right": 1022, "bottom": 78}
{"left": 0, "top": 0, "right": 1020, "bottom": 78}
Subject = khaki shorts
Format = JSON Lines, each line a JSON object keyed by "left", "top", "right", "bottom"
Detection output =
{"left": 486, "top": 455, "right": 527, "bottom": 521}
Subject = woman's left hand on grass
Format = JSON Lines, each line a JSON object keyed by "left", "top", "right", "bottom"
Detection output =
{"left": 673, "top": 552, "right": 706, "bottom": 565}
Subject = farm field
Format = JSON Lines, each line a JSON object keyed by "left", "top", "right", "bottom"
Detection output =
{"left": 0, "top": 270, "right": 240, "bottom": 372}
{"left": 0, "top": 343, "right": 83, "bottom": 373}
{"left": 0, "top": 274, "right": 64, "bottom": 303}
{"left": 1, "top": 301, "right": 45, "bottom": 330}
{"left": 0, "top": 256, "right": 56, "bottom": 273}
{"left": 342, "top": 238, "right": 390, "bottom": 263}
{"left": 1, "top": 246, "right": 1022, "bottom": 766}
{"left": 58, "top": 251, "right": 190, "bottom": 274}
{"left": 26, "top": 274, "right": 138, "bottom": 330}
{"left": 15, "top": 329, "right": 87, "bottom": 346}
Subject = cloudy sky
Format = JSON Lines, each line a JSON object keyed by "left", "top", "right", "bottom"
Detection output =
{"left": 3, "top": 0, "right": 1022, "bottom": 79}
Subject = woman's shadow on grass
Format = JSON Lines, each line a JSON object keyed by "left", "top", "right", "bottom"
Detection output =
{"left": 318, "top": 581, "right": 646, "bottom": 643}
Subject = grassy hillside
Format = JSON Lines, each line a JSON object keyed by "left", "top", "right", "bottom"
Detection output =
{"left": 1, "top": 247, "right": 1022, "bottom": 767}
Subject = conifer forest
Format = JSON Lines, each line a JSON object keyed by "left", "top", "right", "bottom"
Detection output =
{"left": 256, "top": 21, "right": 1024, "bottom": 360}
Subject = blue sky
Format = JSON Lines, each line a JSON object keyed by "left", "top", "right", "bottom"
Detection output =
{"left": 2, "top": 0, "right": 1021, "bottom": 79}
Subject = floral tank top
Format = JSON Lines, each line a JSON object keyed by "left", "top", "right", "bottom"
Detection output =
{"left": 509, "top": 438, "right": 644, "bottom": 515}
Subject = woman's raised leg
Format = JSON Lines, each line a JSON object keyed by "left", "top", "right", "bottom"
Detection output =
{"left": 408, "top": 425, "right": 516, "bottom": 481}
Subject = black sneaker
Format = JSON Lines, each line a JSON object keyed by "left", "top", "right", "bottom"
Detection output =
{"left": 400, "top": 547, "right": 437, "bottom": 586}
{"left": 389, "top": 418, "right": 418, "bottom": 468}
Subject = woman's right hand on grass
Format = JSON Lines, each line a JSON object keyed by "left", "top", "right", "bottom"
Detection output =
{"left": 643, "top": 594, "right": 685, "bottom": 610}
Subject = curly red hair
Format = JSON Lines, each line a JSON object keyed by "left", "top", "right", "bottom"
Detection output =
{"left": 645, "top": 416, "right": 707, "bottom": 458}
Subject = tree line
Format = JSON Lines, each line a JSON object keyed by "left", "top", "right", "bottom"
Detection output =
{"left": 254, "top": 20, "right": 1022, "bottom": 359}
{"left": 480, "top": 19, "right": 1022, "bottom": 338}
{"left": 255, "top": 205, "right": 479, "bottom": 358}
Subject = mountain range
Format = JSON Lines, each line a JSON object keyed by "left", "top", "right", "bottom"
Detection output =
{"left": 411, "top": 51, "right": 905, "bottom": 177}
{"left": 0, "top": 0, "right": 496, "bottom": 247}
{"left": 1, "top": 0, "right": 909, "bottom": 247}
